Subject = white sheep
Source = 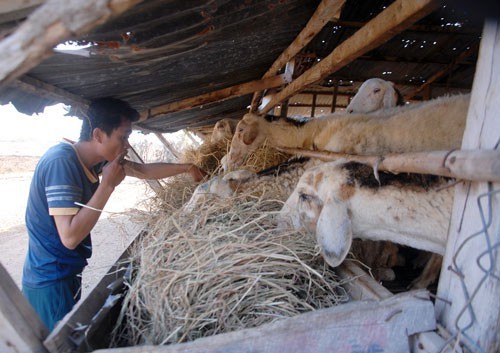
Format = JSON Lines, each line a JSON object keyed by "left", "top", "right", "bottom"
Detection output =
{"left": 227, "top": 93, "right": 469, "bottom": 170}
{"left": 279, "top": 159, "right": 453, "bottom": 287}
{"left": 346, "top": 78, "right": 403, "bottom": 114}
{"left": 183, "top": 158, "right": 316, "bottom": 212}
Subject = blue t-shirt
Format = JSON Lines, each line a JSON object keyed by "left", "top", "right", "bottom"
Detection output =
{"left": 23, "top": 143, "right": 100, "bottom": 288}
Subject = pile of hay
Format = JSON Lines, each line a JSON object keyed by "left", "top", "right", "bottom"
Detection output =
{"left": 181, "top": 139, "right": 229, "bottom": 176}
{"left": 111, "top": 193, "right": 349, "bottom": 347}
{"left": 237, "top": 140, "right": 292, "bottom": 173}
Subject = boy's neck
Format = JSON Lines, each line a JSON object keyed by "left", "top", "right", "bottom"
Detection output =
{"left": 73, "top": 140, "right": 104, "bottom": 169}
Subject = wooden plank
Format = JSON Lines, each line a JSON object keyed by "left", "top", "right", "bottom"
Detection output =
{"left": 336, "top": 262, "right": 458, "bottom": 353}
{"left": 138, "top": 74, "right": 289, "bottom": 121}
{"left": 10, "top": 75, "right": 90, "bottom": 111}
{"left": 250, "top": 0, "right": 346, "bottom": 111}
{"left": 276, "top": 148, "right": 500, "bottom": 182}
{"left": 435, "top": 20, "right": 500, "bottom": 353}
{"left": 0, "top": 0, "right": 144, "bottom": 85}
{"left": 92, "top": 291, "right": 436, "bottom": 353}
{"left": 336, "top": 261, "right": 393, "bottom": 301}
{"left": 0, "top": 262, "right": 49, "bottom": 353}
{"left": 44, "top": 230, "right": 144, "bottom": 353}
{"left": 260, "top": 0, "right": 439, "bottom": 114}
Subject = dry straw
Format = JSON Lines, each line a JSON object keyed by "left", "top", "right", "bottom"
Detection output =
{"left": 111, "top": 191, "right": 349, "bottom": 347}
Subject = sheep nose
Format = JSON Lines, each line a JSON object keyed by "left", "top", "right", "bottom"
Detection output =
{"left": 347, "top": 109, "right": 353, "bottom": 113}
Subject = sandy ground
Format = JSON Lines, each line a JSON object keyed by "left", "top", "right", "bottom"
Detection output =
{"left": 0, "top": 155, "right": 155, "bottom": 295}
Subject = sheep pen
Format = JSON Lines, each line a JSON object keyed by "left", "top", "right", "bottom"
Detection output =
{"left": 109, "top": 187, "right": 350, "bottom": 347}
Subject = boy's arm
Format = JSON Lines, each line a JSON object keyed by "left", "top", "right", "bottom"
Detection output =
{"left": 124, "top": 161, "right": 205, "bottom": 182}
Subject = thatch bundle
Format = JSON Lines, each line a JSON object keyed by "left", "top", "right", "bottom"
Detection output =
{"left": 111, "top": 193, "right": 348, "bottom": 347}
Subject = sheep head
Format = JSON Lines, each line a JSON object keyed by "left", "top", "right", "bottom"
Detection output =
{"left": 280, "top": 160, "right": 353, "bottom": 267}
{"left": 346, "top": 78, "right": 399, "bottom": 114}
{"left": 227, "top": 113, "right": 267, "bottom": 170}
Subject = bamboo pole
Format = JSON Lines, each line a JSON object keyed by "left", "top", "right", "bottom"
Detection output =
{"left": 277, "top": 147, "right": 500, "bottom": 182}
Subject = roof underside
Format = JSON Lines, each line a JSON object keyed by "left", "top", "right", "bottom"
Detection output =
{"left": 0, "top": 0, "right": 486, "bottom": 133}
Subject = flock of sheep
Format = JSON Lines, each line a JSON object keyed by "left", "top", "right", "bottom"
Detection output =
{"left": 185, "top": 78, "right": 470, "bottom": 289}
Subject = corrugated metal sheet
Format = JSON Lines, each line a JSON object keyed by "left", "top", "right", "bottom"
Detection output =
{"left": 0, "top": 0, "right": 487, "bottom": 133}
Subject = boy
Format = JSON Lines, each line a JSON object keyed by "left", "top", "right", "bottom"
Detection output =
{"left": 22, "top": 97, "right": 204, "bottom": 330}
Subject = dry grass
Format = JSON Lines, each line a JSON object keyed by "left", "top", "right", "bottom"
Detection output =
{"left": 181, "top": 139, "right": 229, "bottom": 176}
{"left": 111, "top": 190, "right": 349, "bottom": 347}
{"left": 238, "top": 141, "right": 292, "bottom": 173}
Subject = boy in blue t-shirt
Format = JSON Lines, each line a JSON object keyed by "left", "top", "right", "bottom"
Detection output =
{"left": 22, "top": 97, "right": 205, "bottom": 331}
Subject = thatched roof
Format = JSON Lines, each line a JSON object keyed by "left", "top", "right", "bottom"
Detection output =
{"left": 0, "top": 0, "right": 492, "bottom": 134}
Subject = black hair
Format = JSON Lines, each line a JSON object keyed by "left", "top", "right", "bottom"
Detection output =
{"left": 80, "top": 97, "right": 140, "bottom": 141}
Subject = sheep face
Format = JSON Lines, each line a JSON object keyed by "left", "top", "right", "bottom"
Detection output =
{"left": 280, "top": 160, "right": 353, "bottom": 267}
{"left": 280, "top": 160, "right": 452, "bottom": 269}
{"left": 346, "top": 78, "right": 398, "bottom": 114}
{"left": 227, "top": 113, "right": 267, "bottom": 170}
{"left": 211, "top": 118, "right": 239, "bottom": 143}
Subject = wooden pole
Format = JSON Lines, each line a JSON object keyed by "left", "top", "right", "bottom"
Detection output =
{"left": 276, "top": 148, "right": 500, "bottom": 183}
{"left": 260, "top": 0, "right": 440, "bottom": 114}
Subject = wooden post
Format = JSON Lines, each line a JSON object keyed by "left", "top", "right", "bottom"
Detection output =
{"left": 434, "top": 20, "right": 500, "bottom": 353}
{"left": 311, "top": 93, "right": 317, "bottom": 117}
{"left": 0, "top": 262, "right": 49, "bottom": 353}
{"left": 330, "top": 82, "right": 339, "bottom": 113}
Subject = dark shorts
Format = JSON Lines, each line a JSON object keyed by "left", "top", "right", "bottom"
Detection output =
{"left": 22, "top": 275, "right": 81, "bottom": 331}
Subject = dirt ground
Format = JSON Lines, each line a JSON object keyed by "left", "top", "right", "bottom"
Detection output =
{"left": 0, "top": 155, "right": 154, "bottom": 296}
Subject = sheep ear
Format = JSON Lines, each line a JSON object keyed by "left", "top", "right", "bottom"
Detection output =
{"left": 316, "top": 198, "right": 352, "bottom": 267}
{"left": 383, "top": 86, "right": 398, "bottom": 108}
{"left": 242, "top": 123, "right": 259, "bottom": 145}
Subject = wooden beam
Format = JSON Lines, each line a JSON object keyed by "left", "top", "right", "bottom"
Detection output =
{"left": 0, "top": 262, "right": 49, "bottom": 353}
{"left": 260, "top": 0, "right": 440, "bottom": 114}
{"left": 404, "top": 43, "right": 479, "bottom": 100}
{"left": 435, "top": 20, "right": 500, "bottom": 352}
{"left": 250, "top": 0, "right": 346, "bottom": 111}
{"left": 127, "top": 146, "right": 165, "bottom": 196}
{"left": 138, "top": 74, "right": 289, "bottom": 121}
{"left": 10, "top": 75, "right": 90, "bottom": 111}
{"left": 0, "top": 0, "right": 144, "bottom": 86}
{"left": 276, "top": 148, "right": 500, "bottom": 183}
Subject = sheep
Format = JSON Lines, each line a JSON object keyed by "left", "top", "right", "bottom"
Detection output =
{"left": 227, "top": 93, "right": 469, "bottom": 170}
{"left": 279, "top": 159, "right": 453, "bottom": 288}
{"left": 346, "top": 78, "right": 404, "bottom": 114}
{"left": 210, "top": 118, "right": 239, "bottom": 143}
{"left": 183, "top": 158, "right": 316, "bottom": 212}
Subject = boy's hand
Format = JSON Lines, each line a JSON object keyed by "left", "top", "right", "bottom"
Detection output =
{"left": 189, "top": 165, "right": 207, "bottom": 182}
{"left": 101, "top": 151, "right": 127, "bottom": 189}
